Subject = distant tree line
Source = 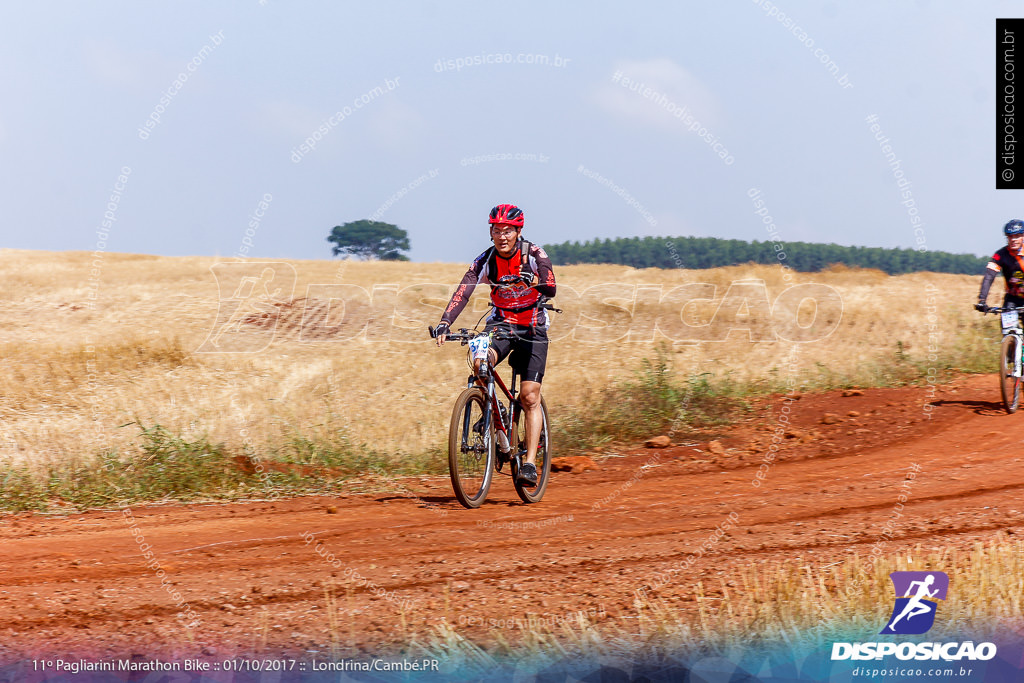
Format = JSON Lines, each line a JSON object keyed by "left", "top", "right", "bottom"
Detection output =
{"left": 543, "top": 236, "right": 988, "bottom": 275}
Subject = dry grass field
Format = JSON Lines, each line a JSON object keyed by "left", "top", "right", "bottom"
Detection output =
{"left": 2, "top": 251, "right": 1021, "bottom": 665}
{"left": 0, "top": 249, "right": 990, "bottom": 474}
{"left": 422, "top": 537, "right": 1023, "bottom": 665}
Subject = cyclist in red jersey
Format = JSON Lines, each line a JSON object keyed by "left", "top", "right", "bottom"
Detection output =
{"left": 977, "top": 219, "right": 1024, "bottom": 311}
{"left": 433, "top": 204, "right": 557, "bottom": 487}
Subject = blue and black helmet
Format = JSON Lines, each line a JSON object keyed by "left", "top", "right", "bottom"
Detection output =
{"left": 1005, "top": 219, "right": 1024, "bottom": 236}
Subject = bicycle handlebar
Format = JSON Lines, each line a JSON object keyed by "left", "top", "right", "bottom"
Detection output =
{"left": 430, "top": 327, "right": 521, "bottom": 344}
{"left": 429, "top": 297, "right": 562, "bottom": 340}
{"left": 537, "top": 296, "right": 563, "bottom": 313}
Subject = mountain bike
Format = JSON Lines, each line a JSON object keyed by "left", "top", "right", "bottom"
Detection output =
{"left": 429, "top": 309, "right": 557, "bottom": 508}
{"left": 981, "top": 305, "right": 1023, "bottom": 413}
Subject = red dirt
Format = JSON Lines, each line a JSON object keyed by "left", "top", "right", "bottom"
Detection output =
{"left": 2, "top": 373, "right": 1022, "bottom": 662}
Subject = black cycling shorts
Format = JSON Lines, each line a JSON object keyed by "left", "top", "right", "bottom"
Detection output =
{"left": 486, "top": 323, "right": 549, "bottom": 384}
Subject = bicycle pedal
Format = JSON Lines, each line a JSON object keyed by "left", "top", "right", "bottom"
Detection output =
{"left": 495, "top": 450, "right": 510, "bottom": 472}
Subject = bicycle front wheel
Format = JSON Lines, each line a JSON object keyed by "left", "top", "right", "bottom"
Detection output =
{"left": 448, "top": 387, "right": 495, "bottom": 508}
{"left": 1000, "top": 334, "right": 1021, "bottom": 414}
{"left": 512, "top": 397, "right": 551, "bottom": 504}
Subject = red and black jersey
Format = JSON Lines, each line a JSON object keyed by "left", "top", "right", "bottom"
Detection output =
{"left": 991, "top": 246, "right": 1024, "bottom": 299}
{"left": 441, "top": 240, "right": 557, "bottom": 328}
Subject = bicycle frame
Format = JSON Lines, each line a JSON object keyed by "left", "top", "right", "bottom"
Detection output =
{"left": 466, "top": 353, "right": 520, "bottom": 459}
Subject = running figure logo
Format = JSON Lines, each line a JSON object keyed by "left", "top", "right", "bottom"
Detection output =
{"left": 196, "top": 262, "right": 296, "bottom": 353}
{"left": 880, "top": 571, "right": 949, "bottom": 635}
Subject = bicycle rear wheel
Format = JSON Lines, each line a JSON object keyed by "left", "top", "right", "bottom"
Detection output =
{"left": 511, "top": 397, "right": 551, "bottom": 503}
{"left": 448, "top": 387, "right": 495, "bottom": 508}
{"left": 1000, "top": 334, "right": 1021, "bottom": 414}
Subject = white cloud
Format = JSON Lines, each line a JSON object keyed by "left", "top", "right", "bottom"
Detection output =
{"left": 594, "top": 58, "right": 722, "bottom": 133}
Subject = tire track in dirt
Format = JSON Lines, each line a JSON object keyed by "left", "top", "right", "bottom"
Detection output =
{"left": 1, "top": 373, "right": 1022, "bottom": 659}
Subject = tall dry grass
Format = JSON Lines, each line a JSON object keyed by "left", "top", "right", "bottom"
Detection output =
{"left": 0, "top": 249, "right": 992, "bottom": 471}
{"left": 416, "top": 538, "right": 1024, "bottom": 667}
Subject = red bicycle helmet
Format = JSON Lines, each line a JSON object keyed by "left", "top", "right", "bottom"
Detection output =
{"left": 488, "top": 204, "right": 525, "bottom": 227}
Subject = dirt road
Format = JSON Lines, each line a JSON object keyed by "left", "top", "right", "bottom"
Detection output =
{"left": 2, "top": 374, "right": 1022, "bottom": 663}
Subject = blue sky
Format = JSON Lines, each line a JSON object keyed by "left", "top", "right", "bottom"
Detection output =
{"left": 0, "top": 1, "right": 1014, "bottom": 262}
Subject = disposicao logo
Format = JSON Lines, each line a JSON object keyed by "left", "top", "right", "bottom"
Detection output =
{"left": 831, "top": 570, "right": 997, "bottom": 662}
{"left": 880, "top": 571, "right": 948, "bottom": 635}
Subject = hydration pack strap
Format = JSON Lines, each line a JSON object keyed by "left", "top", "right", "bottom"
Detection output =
{"left": 486, "top": 240, "right": 532, "bottom": 282}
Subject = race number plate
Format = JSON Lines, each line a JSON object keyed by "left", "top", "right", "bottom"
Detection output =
{"left": 1002, "top": 309, "right": 1020, "bottom": 331}
{"left": 468, "top": 335, "right": 490, "bottom": 361}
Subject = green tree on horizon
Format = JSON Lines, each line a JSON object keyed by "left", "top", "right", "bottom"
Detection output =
{"left": 327, "top": 220, "right": 411, "bottom": 261}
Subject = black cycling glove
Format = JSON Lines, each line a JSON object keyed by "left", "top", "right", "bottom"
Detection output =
{"left": 432, "top": 322, "right": 450, "bottom": 338}
{"left": 975, "top": 302, "right": 986, "bottom": 312}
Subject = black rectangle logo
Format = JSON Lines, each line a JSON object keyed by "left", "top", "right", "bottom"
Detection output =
{"left": 998, "top": 19, "right": 1024, "bottom": 188}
